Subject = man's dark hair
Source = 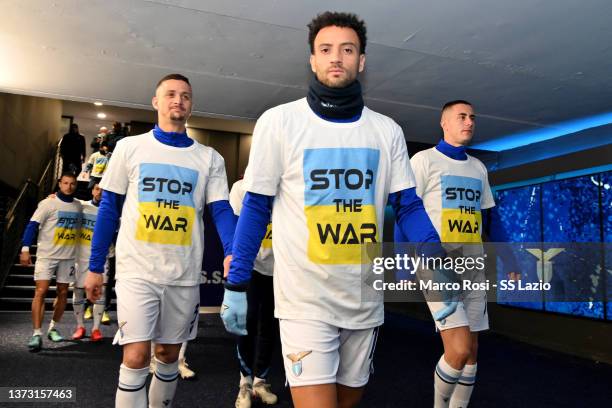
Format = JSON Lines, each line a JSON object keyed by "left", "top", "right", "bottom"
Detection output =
{"left": 100, "top": 141, "right": 109, "bottom": 148}
{"left": 308, "top": 12, "right": 367, "bottom": 54}
{"left": 59, "top": 172, "right": 77, "bottom": 181}
{"left": 442, "top": 99, "right": 472, "bottom": 113}
{"left": 156, "top": 73, "right": 191, "bottom": 90}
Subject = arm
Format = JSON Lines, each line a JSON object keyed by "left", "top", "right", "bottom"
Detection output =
{"left": 207, "top": 200, "right": 237, "bottom": 257}
{"left": 389, "top": 188, "right": 445, "bottom": 258}
{"left": 225, "top": 192, "right": 273, "bottom": 290}
{"left": 89, "top": 190, "right": 124, "bottom": 273}
{"left": 19, "top": 221, "right": 40, "bottom": 265}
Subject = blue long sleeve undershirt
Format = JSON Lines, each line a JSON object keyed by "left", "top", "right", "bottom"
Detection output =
{"left": 90, "top": 190, "right": 124, "bottom": 273}
{"left": 208, "top": 200, "right": 237, "bottom": 257}
{"left": 22, "top": 221, "right": 40, "bottom": 247}
{"left": 226, "top": 192, "right": 273, "bottom": 290}
{"left": 390, "top": 188, "right": 446, "bottom": 257}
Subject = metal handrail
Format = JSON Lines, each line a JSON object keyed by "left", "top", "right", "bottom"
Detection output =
{"left": 5, "top": 179, "right": 36, "bottom": 231}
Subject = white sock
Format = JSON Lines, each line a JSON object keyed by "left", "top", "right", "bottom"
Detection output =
{"left": 179, "top": 342, "right": 187, "bottom": 360}
{"left": 92, "top": 303, "right": 104, "bottom": 330}
{"left": 33, "top": 328, "right": 42, "bottom": 336}
{"left": 240, "top": 372, "right": 253, "bottom": 387}
{"left": 116, "top": 364, "right": 148, "bottom": 408}
{"left": 149, "top": 358, "right": 179, "bottom": 408}
{"left": 72, "top": 288, "right": 85, "bottom": 327}
{"left": 48, "top": 320, "right": 57, "bottom": 332}
{"left": 434, "top": 355, "right": 463, "bottom": 408}
{"left": 450, "top": 363, "right": 477, "bottom": 408}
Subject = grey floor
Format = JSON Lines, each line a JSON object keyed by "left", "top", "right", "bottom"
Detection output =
{"left": 0, "top": 311, "right": 610, "bottom": 407}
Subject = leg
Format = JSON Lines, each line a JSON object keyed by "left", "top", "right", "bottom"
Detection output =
{"left": 32, "top": 280, "right": 50, "bottom": 330}
{"left": 337, "top": 384, "right": 364, "bottom": 408}
{"left": 114, "top": 279, "right": 161, "bottom": 408}
{"left": 177, "top": 342, "right": 195, "bottom": 379}
{"left": 440, "top": 326, "right": 472, "bottom": 370}
{"left": 291, "top": 384, "right": 337, "bottom": 408}
{"left": 52, "top": 283, "right": 69, "bottom": 322}
{"left": 251, "top": 273, "right": 279, "bottom": 404}
{"left": 148, "top": 284, "right": 199, "bottom": 408}
{"left": 116, "top": 341, "right": 151, "bottom": 408}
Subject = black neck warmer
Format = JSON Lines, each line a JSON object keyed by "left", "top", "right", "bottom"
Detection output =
{"left": 307, "top": 76, "right": 364, "bottom": 120}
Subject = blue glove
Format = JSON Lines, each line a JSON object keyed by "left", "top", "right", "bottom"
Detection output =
{"left": 431, "top": 265, "right": 460, "bottom": 321}
{"left": 220, "top": 288, "right": 247, "bottom": 335}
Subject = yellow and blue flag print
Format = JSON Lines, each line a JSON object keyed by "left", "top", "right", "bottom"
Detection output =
{"left": 79, "top": 212, "right": 96, "bottom": 246}
{"left": 441, "top": 175, "right": 483, "bottom": 243}
{"left": 303, "top": 148, "right": 379, "bottom": 264}
{"left": 136, "top": 163, "right": 198, "bottom": 246}
{"left": 53, "top": 211, "right": 80, "bottom": 246}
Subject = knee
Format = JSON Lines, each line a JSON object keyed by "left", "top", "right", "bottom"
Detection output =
{"left": 155, "top": 345, "right": 179, "bottom": 364}
{"left": 447, "top": 344, "right": 471, "bottom": 367}
{"left": 33, "top": 287, "right": 47, "bottom": 299}
{"left": 123, "top": 352, "right": 150, "bottom": 369}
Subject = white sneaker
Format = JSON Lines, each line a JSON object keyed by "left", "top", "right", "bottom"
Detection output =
{"left": 178, "top": 358, "right": 196, "bottom": 379}
{"left": 235, "top": 383, "right": 252, "bottom": 408}
{"left": 253, "top": 381, "right": 278, "bottom": 405}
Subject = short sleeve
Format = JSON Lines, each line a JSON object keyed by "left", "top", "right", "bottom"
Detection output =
{"left": 205, "top": 149, "right": 230, "bottom": 204}
{"left": 242, "top": 109, "right": 283, "bottom": 196}
{"left": 100, "top": 141, "right": 129, "bottom": 195}
{"left": 229, "top": 180, "right": 246, "bottom": 216}
{"left": 481, "top": 165, "right": 495, "bottom": 209}
{"left": 389, "top": 124, "right": 416, "bottom": 194}
{"left": 30, "top": 199, "right": 50, "bottom": 224}
{"left": 409, "top": 152, "right": 429, "bottom": 198}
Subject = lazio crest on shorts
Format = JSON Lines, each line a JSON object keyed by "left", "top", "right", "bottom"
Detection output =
{"left": 136, "top": 163, "right": 198, "bottom": 246}
{"left": 441, "top": 175, "right": 483, "bottom": 243}
{"left": 303, "top": 148, "right": 380, "bottom": 264}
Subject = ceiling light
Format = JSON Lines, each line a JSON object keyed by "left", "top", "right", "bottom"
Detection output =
{"left": 94, "top": 101, "right": 103, "bottom": 106}
{"left": 97, "top": 113, "right": 107, "bottom": 119}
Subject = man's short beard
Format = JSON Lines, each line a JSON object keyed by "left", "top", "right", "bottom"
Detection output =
{"left": 317, "top": 72, "right": 357, "bottom": 89}
{"left": 170, "top": 112, "right": 186, "bottom": 122}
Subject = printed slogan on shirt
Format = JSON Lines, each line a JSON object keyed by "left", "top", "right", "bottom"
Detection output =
{"left": 53, "top": 211, "right": 80, "bottom": 246}
{"left": 303, "top": 148, "right": 379, "bottom": 264}
{"left": 136, "top": 163, "right": 198, "bottom": 246}
{"left": 441, "top": 175, "right": 483, "bottom": 243}
{"left": 79, "top": 212, "right": 96, "bottom": 246}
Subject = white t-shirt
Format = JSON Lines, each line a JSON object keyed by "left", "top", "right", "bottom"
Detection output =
{"left": 243, "top": 98, "right": 415, "bottom": 329}
{"left": 410, "top": 147, "right": 495, "bottom": 243}
{"left": 229, "top": 179, "right": 274, "bottom": 276}
{"left": 30, "top": 198, "right": 82, "bottom": 259}
{"left": 100, "top": 131, "right": 229, "bottom": 286}
{"left": 88, "top": 152, "right": 109, "bottom": 178}
{"left": 76, "top": 200, "right": 99, "bottom": 262}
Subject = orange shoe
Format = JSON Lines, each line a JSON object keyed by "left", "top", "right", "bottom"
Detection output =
{"left": 72, "top": 326, "right": 86, "bottom": 340}
{"left": 90, "top": 329, "right": 103, "bottom": 342}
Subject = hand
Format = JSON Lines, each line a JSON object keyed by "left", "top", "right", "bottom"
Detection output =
{"left": 431, "top": 264, "right": 460, "bottom": 321}
{"left": 507, "top": 271, "right": 521, "bottom": 281}
{"left": 223, "top": 255, "right": 232, "bottom": 278}
{"left": 84, "top": 271, "right": 104, "bottom": 302}
{"left": 19, "top": 251, "right": 32, "bottom": 266}
{"left": 220, "top": 288, "right": 247, "bottom": 335}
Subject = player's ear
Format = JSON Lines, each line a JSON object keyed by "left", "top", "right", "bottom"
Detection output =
{"left": 358, "top": 53, "right": 366, "bottom": 73}
{"left": 152, "top": 96, "right": 159, "bottom": 111}
{"left": 309, "top": 54, "right": 316, "bottom": 73}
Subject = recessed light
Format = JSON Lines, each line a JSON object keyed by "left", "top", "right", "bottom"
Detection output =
{"left": 94, "top": 101, "right": 103, "bottom": 106}
{"left": 97, "top": 113, "right": 107, "bottom": 119}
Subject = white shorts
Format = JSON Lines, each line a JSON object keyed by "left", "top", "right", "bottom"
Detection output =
{"left": 427, "top": 291, "right": 489, "bottom": 332}
{"left": 74, "top": 259, "right": 108, "bottom": 287}
{"left": 34, "top": 258, "right": 75, "bottom": 284}
{"left": 114, "top": 278, "right": 200, "bottom": 345}
{"left": 280, "top": 319, "right": 380, "bottom": 388}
